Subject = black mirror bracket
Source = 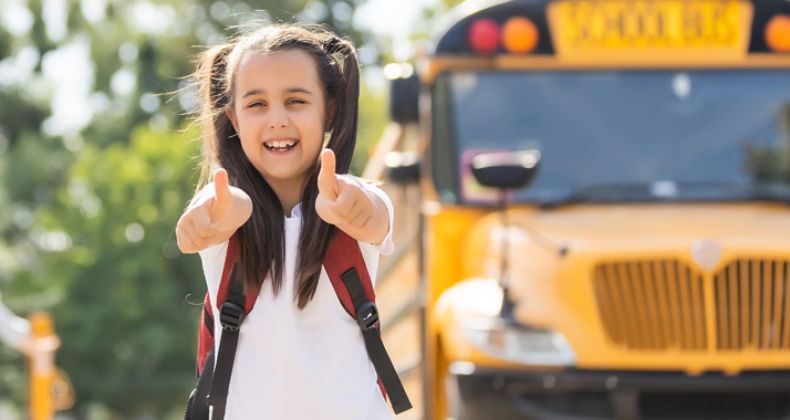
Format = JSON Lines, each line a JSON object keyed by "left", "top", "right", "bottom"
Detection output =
{"left": 497, "top": 188, "right": 515, "bottom": 320}
{"left": 469, "top": 150, "right": 570, "bottom": 318}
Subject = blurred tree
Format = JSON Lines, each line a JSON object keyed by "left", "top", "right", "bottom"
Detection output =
{"left": 0, "top": 0, "right": 390, "bottom": 417}
{"left": 411, "top": 0, "right": 465, "bottom": 46}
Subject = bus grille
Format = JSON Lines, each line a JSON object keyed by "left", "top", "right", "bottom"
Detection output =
{"left": 594, "top": 259, "right": 790, "bottom": 351}
{"left": 714, "top": 260, "right": 790, "bottom": 351}
{"left": 593, "top": 261, "right": 707, "bottom": 350}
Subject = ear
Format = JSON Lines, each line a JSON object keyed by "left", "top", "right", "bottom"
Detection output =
{"left": 225, "top": 103, "right": 240, "bottom": 134}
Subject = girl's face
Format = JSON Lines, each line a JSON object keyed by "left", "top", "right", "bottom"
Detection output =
{"left": 226, "top": 49, "right": 329, "bottom": 188}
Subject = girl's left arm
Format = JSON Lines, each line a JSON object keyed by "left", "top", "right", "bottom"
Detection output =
{"left": 316, "top": 149, "right": 390, "bottom": 245}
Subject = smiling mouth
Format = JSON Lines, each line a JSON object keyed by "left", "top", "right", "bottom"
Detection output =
{"left": 264, "top": 139, "right": 299, "bottom": 152}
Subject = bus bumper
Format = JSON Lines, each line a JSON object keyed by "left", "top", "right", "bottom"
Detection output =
{"left": 447, "top": 367, "right": 790, "bottom": 420}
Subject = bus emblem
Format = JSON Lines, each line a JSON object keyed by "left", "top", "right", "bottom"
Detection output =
{"left": 690, "top": 238, "right": 723, "bottom": 272}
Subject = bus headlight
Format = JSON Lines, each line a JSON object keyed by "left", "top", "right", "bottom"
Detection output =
{"left": 461, "top": 317, "right": 576, "bottom": 366}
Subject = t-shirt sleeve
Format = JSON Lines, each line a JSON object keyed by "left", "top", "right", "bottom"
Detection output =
{"left": 198, "top": 239, "right": 230, "bottom": 307}
{"left": 361, "top": 182, "right": 395, "bottom": 256}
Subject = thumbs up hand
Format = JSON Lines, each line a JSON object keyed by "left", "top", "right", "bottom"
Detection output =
{"left": 209, "top": 168, "right": 234, "bottom": 224}
{"left": 316, "top": 149, "right": 389, "bottom": 244}
{"left": 176, "top": 168, "right": 252, "bottom": 254}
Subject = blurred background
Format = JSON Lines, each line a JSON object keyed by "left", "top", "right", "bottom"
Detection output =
{"left": 0, "top": 0, "right": 460, "bottom": 418}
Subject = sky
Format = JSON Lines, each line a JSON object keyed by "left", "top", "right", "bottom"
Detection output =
{"left": 355, "top": 0, "right": 439, "bottom": 61}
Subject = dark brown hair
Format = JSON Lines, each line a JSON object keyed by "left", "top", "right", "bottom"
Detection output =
{"left": 191, "top": 24, "right": 360, "bottom": 308}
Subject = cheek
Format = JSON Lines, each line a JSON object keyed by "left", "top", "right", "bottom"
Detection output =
{"left": 237, "top": 127, "right": 261, "bottom": 157}
{"left": 296, "top": 111, "right": 326, "bottom": 143}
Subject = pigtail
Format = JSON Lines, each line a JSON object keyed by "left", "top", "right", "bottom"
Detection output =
{"left": 194, "top": 43, "right": 235, "bottom": 191}
{"left": 324, "top": 37, "right": 360, "bottom": 173}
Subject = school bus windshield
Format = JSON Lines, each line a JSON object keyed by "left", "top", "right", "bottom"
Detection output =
{"left": 432, "top": 69, "right": 790, "bottom": 205}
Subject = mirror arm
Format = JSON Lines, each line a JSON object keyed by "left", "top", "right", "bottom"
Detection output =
{"left": 497, "top": 189, "right": 569, "bottom": 320}
{"left": 498, "top": 189, "right": 516, "bottom": 320}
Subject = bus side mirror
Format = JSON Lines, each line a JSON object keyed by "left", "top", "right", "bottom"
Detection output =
{"left": 389, "top": 72, "right": 420, "bottom": 124}
{"left": 470, "top": 150, "right": 541, "bottom": 190}
{"left": 385, "top": 151, "right": 420, "bottom": 184}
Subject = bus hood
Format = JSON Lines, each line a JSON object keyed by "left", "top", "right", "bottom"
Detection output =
{"left": 461, "top": 202, "right": 790, "bottom": 372}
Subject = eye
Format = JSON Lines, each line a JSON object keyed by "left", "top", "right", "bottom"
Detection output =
{"left": 288, "top": 99, "right": 306, "bottom": 105}
{"left": 247, "top": 101, "right": 264, "bottom": 108}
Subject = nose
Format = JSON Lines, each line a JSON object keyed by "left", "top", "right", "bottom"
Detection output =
{"left": 267, "top": 104, "right": 289, "bottom": 129}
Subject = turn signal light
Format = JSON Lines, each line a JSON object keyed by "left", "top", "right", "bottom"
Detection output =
{"left": 502, "top": 17, "right": 538, "bottom": 54}
{"left": 468, "top": 18, "right": 501, "bottom": 54}
{"left": 766, "top": 14, "right": 790, "bottom": 53}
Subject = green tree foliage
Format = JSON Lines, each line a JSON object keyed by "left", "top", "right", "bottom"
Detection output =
{"left": 0, "top": 0, "right": 390, "bottom": 417}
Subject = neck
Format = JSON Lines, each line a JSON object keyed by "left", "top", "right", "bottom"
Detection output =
{"left": 265, "top": 175, "right": 307, "bottom": 217}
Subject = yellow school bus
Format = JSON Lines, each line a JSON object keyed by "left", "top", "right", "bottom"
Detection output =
{"left": 370, "top": 0, "right": 790, "bottom": 419}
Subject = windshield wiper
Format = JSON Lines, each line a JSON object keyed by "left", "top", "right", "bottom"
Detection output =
{"left": 747, "top": 184, "right": 790, "bottom": 204}
{"left": 541, "top": 182, "right": 790, "bottom": 209}
{"left": 541, "top": 182, "right": 660, "bottom": 209}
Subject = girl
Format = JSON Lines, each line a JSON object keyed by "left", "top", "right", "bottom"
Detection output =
{"left": 176, "top": 25, "right": 396, "bottom": 419}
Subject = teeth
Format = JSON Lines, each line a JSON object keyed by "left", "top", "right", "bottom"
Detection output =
{"left": 266, "top": 140, "right": 296, "bottom": 149}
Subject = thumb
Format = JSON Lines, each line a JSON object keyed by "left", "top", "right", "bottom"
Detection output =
{"left": 210, "top": 168, "right": 233, "bottom": 222}
{"left": 318, "top": 148, "right": 339, "bottom": 201}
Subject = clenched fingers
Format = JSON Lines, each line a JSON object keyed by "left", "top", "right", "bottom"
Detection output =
{"left": 182, "top": 220, "right": 215, "bottom": 251}
{"left": 191, "top": 205, "right": 218, "bottom": 238}
{"left": 176, "top": 225, "right": 198, "bottom": 254}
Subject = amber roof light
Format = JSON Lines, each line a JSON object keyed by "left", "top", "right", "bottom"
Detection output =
{"left": 502, "top": 16, "right": 539, "bottom": 54}
{"left": 766, "top": 14, "right": 790, "bottom": 53}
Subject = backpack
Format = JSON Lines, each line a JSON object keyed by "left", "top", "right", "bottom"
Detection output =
{"left": 183, "top": 229, "right": 412, "bottom": 420}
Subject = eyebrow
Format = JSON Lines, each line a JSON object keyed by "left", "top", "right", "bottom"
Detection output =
{"left": 241, "top": 87, "right": 314, "bottom": 99}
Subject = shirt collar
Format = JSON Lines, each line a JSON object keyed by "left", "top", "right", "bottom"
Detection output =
{"left": 287, "top": 202, "right": 303, "bottom": 220}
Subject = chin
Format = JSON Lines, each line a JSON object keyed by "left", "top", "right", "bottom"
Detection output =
{"left": 258, "top": 169, "right": 303, "bottom": 183}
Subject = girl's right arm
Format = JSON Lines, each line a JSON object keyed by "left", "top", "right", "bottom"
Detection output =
{"left": 176, "top": 168, "right": 253, "bottom": 254}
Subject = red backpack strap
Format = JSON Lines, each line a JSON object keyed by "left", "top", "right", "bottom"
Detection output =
{"left": 323, "top": 229, "right": 376, "bottom": 313}
{"left": 323, "top": 229, "right": 412, "bottom": 415}
{"left": 215, "top": 232, "right": 256, "bottom": 314}
{"left": 197, "top": 292, "right": 215, "bottom": 376}
{"left": 196, "top": 233, "right": 256, "bottom": 376}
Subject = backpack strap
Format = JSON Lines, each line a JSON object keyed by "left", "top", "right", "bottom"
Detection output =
{"left": 323, "top": 229, "right": 413, "bottom": 415}
{"left": 190, "top": 233, "right": 254, "bottom": 420}
{"left": 197, "top": 293, "right": 214, "bottom": 377}
{"left": 206, "top": 262, "right": 246, "bottom": 420}
{"left": 196, "top": 233, "right": 255, "bottom": 376}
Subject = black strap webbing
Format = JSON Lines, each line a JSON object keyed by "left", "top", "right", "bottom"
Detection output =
{"left": 185, "top": 345, "right": 215, "bottom": 420}
{"left": 203, "top": 305, "right": 214, "bottom": 338}
{"left": 341, "top": 268, "right": 413, "bottom": 414}
{"left": 207, "top": 265, "right": 246, "bottom": 420}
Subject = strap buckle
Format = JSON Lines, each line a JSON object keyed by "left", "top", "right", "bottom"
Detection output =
{"left": 355, "top": 301, "right": 379, "bottom": 331}
{"left": 219, "top": 302, "right": 245, "bottom": 332}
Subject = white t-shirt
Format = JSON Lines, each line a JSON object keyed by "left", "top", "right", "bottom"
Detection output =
{"left": 198, "top": 184, "right": 395, "bottom": 420}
